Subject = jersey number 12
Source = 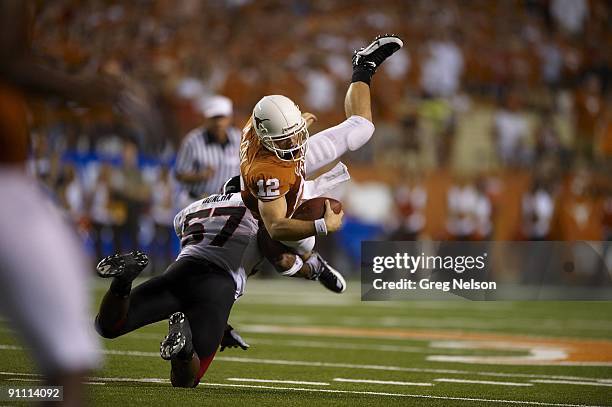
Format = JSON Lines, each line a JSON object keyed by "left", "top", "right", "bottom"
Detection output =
{"left": 257, "top": 178, "right": 280, "bottom": 197}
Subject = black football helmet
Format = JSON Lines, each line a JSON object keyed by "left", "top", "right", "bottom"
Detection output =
{"left": 222, "top": 175, "right": 241, "bottom": 194}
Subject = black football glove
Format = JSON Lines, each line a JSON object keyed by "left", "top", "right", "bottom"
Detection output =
{"left": 219, "top": 325, "right": 249, "bottom": 351}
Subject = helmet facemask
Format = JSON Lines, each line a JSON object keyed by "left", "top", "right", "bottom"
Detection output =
{"left": 258, "top": 119, "right": 309, "bottom": 162}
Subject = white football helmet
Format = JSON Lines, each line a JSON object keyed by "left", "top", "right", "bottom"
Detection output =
{"left": 252, "top": 95, "right": 308, "bottom": 162}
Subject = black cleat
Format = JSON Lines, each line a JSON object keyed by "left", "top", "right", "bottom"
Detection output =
{"left": 160, "top": 312, "right": 194, "bottom": 361}
{"left": 312, "top": 253, "right": 346, "bottom": 294}
{"left": 96, "top": 250, "right": 149, "bottom": 280}
{"left": 352, "top": 34, "right": 403, "bottom": 75}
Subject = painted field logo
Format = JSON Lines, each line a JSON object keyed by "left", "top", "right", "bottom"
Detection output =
{"left": 427, "top": 336, "right": 612, "bottom": 366}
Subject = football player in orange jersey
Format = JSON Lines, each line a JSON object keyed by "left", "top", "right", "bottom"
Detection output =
{"left": 240, "top": 35, "right": 403, "bottom": 293}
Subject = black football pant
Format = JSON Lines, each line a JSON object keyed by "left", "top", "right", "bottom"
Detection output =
{"left": 95, "top": 257, "right": 236, "bottom": 380}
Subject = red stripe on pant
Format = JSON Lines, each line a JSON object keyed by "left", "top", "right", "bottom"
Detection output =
{"left": 194, "top": 351, "right": 217, "bottom": 386}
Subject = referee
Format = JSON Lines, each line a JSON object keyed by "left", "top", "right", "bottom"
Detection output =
{"left": 175, "top": 95, "right": 241, "bottom": 199}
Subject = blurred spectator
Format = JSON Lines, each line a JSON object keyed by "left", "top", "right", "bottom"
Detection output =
{"left": 551, "top": 167, "right": 609, "bottom": 282}
{"left": 418, "top": 97, "right": 456, "bottom": 167}
{"left": 303, "top": 67, "right": 336, "bottom": 113}
{"left": 61, "top": 163, "right": 85, "bottom": 221}
{"left": 175, "top": 95, "right": 240, "bottom": 199}
{"left": 446, "top": 177, "right": 492, "bottom": 240}
{"left": 420, "top": 29, "right": 464, "bottom": 98}
{"left": 27, "top": 132, "right": 51, "bottom": 181}
{"left": 390, "top": 175, "right": 427, "bottom": 241}
{"left": 151, "top": 166, "right": 176, "bottom": 273}
{"left": 603, "top": 195, "right": 612, "bottom": 241}
{"left": 533, "top": 108, "right": 568, "bottom": 163}
{"left": 521, "top": 179, "right": 556, "bottom": 240}
{"left": 380, "top": 111, "right": 425, "bottom": 170}
{"left": 603, "top": 195, "right": 612, "bottom": 277}
{"left": 552, "top": 168, "right": 604, "bottom": 240}
{"left": 597, "top": 95, "right": 612, "bottom": 162}
{"left": 112, "top": 140, "right": 151, "bottom": 251}
{"left": 520, "top": 177, "right": 558, "bottom": 285}
{"left": 90, "top": 163, "right": 121, "bottom": 259}
{"left": 574, "top": 75, "right": 604, "bottom": 161}
{"left": 551, "top": 0, "right": 588, "bottom": 35}
{"left": 493, "top": 91, "right": 531, "bottom": 167}
{"left": 537, "top": 33, "right": 563, "bottom": 90}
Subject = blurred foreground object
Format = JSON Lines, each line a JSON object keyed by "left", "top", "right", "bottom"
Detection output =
{"left": 0, "top": 1, "right": 170, "bottom": 405}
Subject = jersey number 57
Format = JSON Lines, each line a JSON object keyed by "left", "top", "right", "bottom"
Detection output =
{"left": 182, "top": 206, "right": 246, "bottom": 248}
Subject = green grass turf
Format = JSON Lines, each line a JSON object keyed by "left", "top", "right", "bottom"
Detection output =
{"left": 1, "top": 277, "right": 611, "bottom": 406}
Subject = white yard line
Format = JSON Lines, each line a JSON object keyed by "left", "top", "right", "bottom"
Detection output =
{"left": 92, "top": 376, "right": 169, "bottom": 384}
{"left": 333, "top": 378, "right": 432, "bottom": 386}
{"left": 0, "top": 371, "right": 39, "bottom": 376}
{"left": 0, "top": 371, "right": 606, "bottom": 407}
{"left": 5, "top": 376, "right": 104, "bottom": 385}
{"left": 435, "top": 378, "right": 533, "bottom": 387}
{"left": 212, "top": 356, "right": 612, "bottom": 383}
{"left": 103, "top": 349, "right": 160, "bottom": 357}
{"left": 227, "top": 378, "right": 329, "bottom": 386}
{"left": 532, "top": 379, "right": 612, "bottom": 387}
{"left": 0, "top": 371, "right": 168, "bottom": 384}
{"left": 544, "top": 361, "right": 612, "bottom": 367}
{"left": 200, "top": 382, "right": 603, "bottom": 407}
{"left": 2, "top": 346, "right": 612, "bottom": 383}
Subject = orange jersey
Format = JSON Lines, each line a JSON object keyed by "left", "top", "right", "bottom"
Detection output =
{"left": 239, "top": 118, "right": 304, "bottom": 220}
{"left": 0, "top": 82, "right": 29, "bottom": 164}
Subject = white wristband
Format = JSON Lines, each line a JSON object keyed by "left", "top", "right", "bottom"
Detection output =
{"left": 314, "top": 218, "right": 328, "bottom": 236}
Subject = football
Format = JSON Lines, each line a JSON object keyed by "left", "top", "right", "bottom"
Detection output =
{"left": 292, "top": 197, "right": 342, "bottom": 221}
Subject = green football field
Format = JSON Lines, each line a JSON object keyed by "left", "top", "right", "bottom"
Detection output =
{"left": 1, "top": 277, "right": 612, "bottom": 406}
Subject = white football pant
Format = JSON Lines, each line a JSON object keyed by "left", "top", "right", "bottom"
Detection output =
{"left": 0, "top": 168, "right": 100, "bottom": 376}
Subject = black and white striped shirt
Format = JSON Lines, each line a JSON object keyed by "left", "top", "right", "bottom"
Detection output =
{"left": 175, "top": 126, "right": 241, "bottom": 198}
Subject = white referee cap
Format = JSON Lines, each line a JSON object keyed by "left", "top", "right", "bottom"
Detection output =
{"left": 199, "top": 95, "right": 233, "bottom": 118}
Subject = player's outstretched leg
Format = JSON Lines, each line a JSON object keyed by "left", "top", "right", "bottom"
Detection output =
{"left": 95, "top": 251, "right": 149, "bottom": 338}
{"left": 352, "top": 34, "right": 403, "bottom": 81}
{"left": 96, "top": 250, "right": 149, "bottom": 281}
{"left": 160, "top": 312, "right": 201, "bottom": 388}
{"left": 306, "top": 34, "right": 403, "bottom": 175}
{"left": 345, "top": 34, "right": 404, "bottom": 121}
